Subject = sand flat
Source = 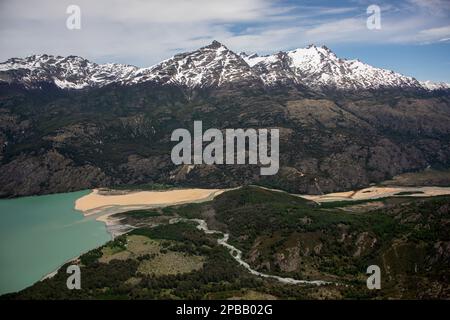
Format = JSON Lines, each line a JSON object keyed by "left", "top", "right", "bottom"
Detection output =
{"left": 75, "top": 188, "right": 225, "bottom": 215}
{"left": 301, "top": 186, "right": 450, "bottom": 202}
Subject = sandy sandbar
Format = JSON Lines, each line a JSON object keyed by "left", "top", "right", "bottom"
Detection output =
{"left": 301, "top": 186, "right": 450, "bottom": 202}
{"left": 75, "top": 188, "right": 226, "bottom": 216}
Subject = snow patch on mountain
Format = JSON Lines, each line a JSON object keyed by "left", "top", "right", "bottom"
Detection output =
{"left": 0, "top": 42, "right": 447, "bottom": 92}
{"left": 0, "top": 54, "right": 138, "bottom": 89}
{"left": 130, "top": 41, "right": 260, "bottom": 88}
{"left": 242, "top": 45, "right": 422, "bottom": 90}
{"left": 420, "top": 80, "right": 450, "bottom": 91}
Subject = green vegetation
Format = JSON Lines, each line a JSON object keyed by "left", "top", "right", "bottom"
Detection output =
{"left": 212, "top": 187, "right": 401, "bottom": 250}
{"left": 394, "top": 191, "right": 424, "bottom": 196}
{"left": 4, "top": 187, "right": 449, "bottom": 300}
{"left": 110, "top": 183, "right": 175, "bottom": 191}
{"left": 122, "top": 209, "right": 163, "bottom": 218}
{"left": 319, "top": 198, "right": 384, "bottom": 209}
{"left": 211, "top": 187, "right": 450, "bottom": 297}
{"left": 137, "top": 252, "right": 204, "bottom": 276}
{"left": 380, "top": 168, "right": 450, "bottom": 188}
{"left": 174, "top": 203, "right": 206, "bottom": 219}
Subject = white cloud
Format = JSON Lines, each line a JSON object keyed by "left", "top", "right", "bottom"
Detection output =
{"left": 407, "top": 0, "right": 450, "bottom": 15}
{"left": 0, "top": 0, "right": 449, "bottom": 66}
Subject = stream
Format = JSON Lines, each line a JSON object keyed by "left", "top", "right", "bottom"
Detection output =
{"left": 170, "top": 218, "right": 329, "bottom": 286}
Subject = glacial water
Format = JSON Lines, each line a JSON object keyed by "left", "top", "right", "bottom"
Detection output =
{"left": 0, "top": 190, "right": 111, "bottom": 295}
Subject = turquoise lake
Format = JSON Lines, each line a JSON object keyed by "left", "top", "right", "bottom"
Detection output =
{"left": 0, "top": 190, "right": 111, "bottom": 295}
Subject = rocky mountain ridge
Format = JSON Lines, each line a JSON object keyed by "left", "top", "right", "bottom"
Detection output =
{"left": 1, "top": 41, "right": 448, "bottom": 92}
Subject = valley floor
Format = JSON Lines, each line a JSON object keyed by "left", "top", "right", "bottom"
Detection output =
{"left": 75, "top": 188, "right": 226, "bottom": 215}
{"left": 3, "top": 183, "right": 450, "bottom": 299}
{"left": 301, "top": 186, "right": 450, "bottom": 202}
{"left": 74, "top": 185, "right": 450, "bottom": 231}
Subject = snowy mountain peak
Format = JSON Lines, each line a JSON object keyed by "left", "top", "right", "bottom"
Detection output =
{"left": 244, "top": 45, "right": 422, "bottom": 90}
{"left": 0, "top": 54, "right": 138, "bottom": 89}
{"left": 0, "top": 43, "right": 447, "bottom": 92}
{"left": 204, "top": 40, "right": 227, "bottom": 50}
{"left": 134, "top": 40, "right": 259, "bottom": 88}
{"left": 419, "top": 80, "right": 450, "bottom": 91}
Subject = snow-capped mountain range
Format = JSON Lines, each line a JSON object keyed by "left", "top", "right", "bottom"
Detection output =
{"left": 0, "top": 40, "right": 448, "bottom": 92}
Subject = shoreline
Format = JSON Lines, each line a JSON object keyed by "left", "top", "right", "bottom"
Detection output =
{"left": 74, "top": 188, "right": 229, "bottom": 237}
{"left": 73, "top": 184, "right": 450, "bottom": 240}
{"left": 35, "top": 184, "right": 450, "bottom": 288}
{"left": 75, "top": 185, "right": 450, "bottom": 226}
{"left": 75, "top": 188, "right": 226, "bottom": 214}
{"left": 39, "top": 188, "right": 229, "bottom": 281}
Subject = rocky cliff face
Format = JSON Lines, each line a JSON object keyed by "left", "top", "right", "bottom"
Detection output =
{"left": 1, "top": 79, "right": 449, "bottom": 197}
{"left": 0, "top": 42, "right": 449, "bottom": 197}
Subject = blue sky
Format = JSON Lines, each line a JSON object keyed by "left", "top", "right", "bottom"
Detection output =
{"left": 332, "top": 42, "right": 450, "bottom": 83}
{"left": 1, "top": 0, "right": 449, "bottom": 82}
